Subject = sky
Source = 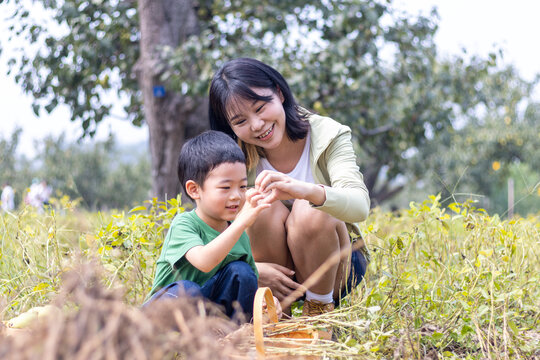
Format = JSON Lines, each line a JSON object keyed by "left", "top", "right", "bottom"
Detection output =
{"left": 1, "top": 0, "right": 539, "bottom": 157}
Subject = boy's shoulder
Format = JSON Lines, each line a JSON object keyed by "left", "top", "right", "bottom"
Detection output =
{"left": 170, "top": 210, "right": 216, "bottom": 234}
{"left": 170, "top": 209, "right": 200, "bottom": 227}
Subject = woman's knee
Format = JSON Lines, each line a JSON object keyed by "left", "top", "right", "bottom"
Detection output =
{"left": 286, "top": 201, "right": 341, "bottom": 239}
{"left": 250, "top": 200, "right": 289, "bottom": 233}
{"left": 248, "top": 201, "right": 290, "bottom": 264}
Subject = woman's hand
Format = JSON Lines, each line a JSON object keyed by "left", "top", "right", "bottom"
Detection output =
{"left": 256, "top": 262, "right": 304, "bottom": 301}
{"left": 255, "top": 170, "right": 326, "bottom": 206}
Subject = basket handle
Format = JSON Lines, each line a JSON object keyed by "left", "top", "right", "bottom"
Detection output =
{"left": 253, "top": 287, "right": 278, "bottom": 357}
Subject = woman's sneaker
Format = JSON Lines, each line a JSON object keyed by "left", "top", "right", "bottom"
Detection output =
{"left": 301, "top": 299, "right": 335, "bottom": 316}
{"left": 301, "top": 300, "right": 335, "bottom": 340}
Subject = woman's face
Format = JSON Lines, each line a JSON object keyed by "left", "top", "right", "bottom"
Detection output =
{"left": 226, "top": 88, "right": 286, "bottom": 150}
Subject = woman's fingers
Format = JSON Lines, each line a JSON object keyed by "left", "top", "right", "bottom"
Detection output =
{"left": 255, "top": 170, "right": 310, "bottom": 201}
{"left": 255, "top": 170, "right": 286, "bottom": 193}
{"left": 267, "top": 262, "right": 294, "bottom": 276}
{"left": 256, "top": 262, "right": 303, "bottom": 301}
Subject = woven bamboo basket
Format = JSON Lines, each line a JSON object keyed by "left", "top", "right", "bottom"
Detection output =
{"left": 252, "top": 287, "right": 318, "bottom": 359}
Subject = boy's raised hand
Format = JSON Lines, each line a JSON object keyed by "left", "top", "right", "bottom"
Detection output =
{"left": 235, "top": 188, "right": 272, "bottom": 227}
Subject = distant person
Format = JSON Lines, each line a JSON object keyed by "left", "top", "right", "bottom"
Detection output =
{"left": 25, "top": 178, "right": 40, "bottom": 208}
{"left": 25, "top": 179, "right": 52, "bottom": 212}
{"left": 144, "top": 130, "right": 278, "bottom": 321}
{"left": 37, "top": 180, "right": 52, "bottom": 208}
{"left": 1, "top": 183, "right": 15, "bottom": 212}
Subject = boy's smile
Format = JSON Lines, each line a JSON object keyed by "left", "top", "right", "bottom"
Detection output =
{"left": 190, "top": 162, "right": 248, "bottom": 232}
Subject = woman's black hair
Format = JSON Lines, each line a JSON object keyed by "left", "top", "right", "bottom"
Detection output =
{"left": 208, "top": 58, "right": 309, "bottom": 141}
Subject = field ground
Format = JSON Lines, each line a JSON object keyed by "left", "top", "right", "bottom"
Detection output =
{"left": 1, "top": 195, "right": 538, "bottom": 359}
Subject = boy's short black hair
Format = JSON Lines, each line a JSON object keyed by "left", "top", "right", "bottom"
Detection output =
{"left": 177, "top": 130, "right": 246, "bottom": 200}
{"left": 208, "top": 57, "right": 309, "bottom": 141}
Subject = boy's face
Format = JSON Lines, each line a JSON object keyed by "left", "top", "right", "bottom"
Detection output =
{"left": 188, "top": 162, "right": 248, "bottom": 230}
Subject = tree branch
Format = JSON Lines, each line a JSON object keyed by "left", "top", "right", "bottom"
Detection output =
{"left": 358, "top": 123, "right": 394, "bottom": 136}
{"left": 372, "top": 184, "right": 405, "bottom": 206}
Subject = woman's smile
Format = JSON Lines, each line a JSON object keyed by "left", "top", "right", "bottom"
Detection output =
{"left": 256, "top": 124, "right": 274, "bottom": 140}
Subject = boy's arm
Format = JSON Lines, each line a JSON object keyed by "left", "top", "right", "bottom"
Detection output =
{"left": 185, "top": 189, "right": 271, "bottom": 273}
{"left": 185, "top": 220, "right": 250, "bottom": 273}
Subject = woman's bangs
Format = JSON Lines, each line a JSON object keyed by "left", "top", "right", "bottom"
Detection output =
{"left": 224, "top": 84, "right": 273, "bottom": 122}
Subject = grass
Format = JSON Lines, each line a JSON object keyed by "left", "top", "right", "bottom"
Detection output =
{"left": 1, "top": 194, "right": 538, "bottom": 359}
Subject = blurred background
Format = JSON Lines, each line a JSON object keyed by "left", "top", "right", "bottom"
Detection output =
{"left": 1, "top": 0, "right": 538, "bottom": 215}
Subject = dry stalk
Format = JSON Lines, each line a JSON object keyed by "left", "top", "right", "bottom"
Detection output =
{"left": 281, "top": 241, "right": 364, "bottom": 309}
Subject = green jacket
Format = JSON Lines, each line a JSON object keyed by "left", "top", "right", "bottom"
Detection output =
{"left": 248, "top": 112, "right": 370, "bottom": 247}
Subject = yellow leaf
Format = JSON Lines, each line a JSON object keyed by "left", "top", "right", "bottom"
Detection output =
{"left": 129, "top": 205, "right": 147, "bottom": 213}
{"left": 448, "top": 203, "right": 460, "bottom": 214}
{"left": 474, "top": 257, "right": 481, "bottom": 267}
{"left": 33, "top": 283, "right": 50, "bottom": 292}
{"left": 479, "top": 249, "right": 493, "bottom": 257}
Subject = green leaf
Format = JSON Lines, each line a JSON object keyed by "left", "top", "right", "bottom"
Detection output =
{"left": 507, "top": 319, "right": 519, "bottom": 335}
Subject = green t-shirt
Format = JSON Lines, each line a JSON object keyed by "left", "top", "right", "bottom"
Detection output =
{"left": 148, "top": 210, "right": 258, "bottom": 298}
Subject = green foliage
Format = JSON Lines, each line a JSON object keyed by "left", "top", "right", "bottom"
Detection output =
{"left": 4, "top": 0, "right": 141, "bottom": 134}
{"left": 0, "top": 195, "right": 185, "bottom": 317}
{"left": 0, "top": 200, "right": 91, "bottom": 315}
{"left": 0, "top": 129, "right": 151, "bottom": 211}
{"left": 34, "top": 133, "right": 152, "bottom": 210}
{"left": 408, "top": 66, "right": 540, "bottom": 215}
{"left": 90, "top": 196, "right": 186, "bottom": 304}
{"left": 0, "top": 128, "right": 21, "bottom": 185}
{"left": 1, "top": 195, "right": 538, "bottom": 358}
{"left": 496, "top": 163, "right": 540, "bottom": 216}
{"left": 0, "top": 128, "right": 35, "bottom": 208}
{"left": 6, "top": 0, "right": 536, "bottom": 206}
{"left": 356, "top": 195, "right": 539, "bottom": 358}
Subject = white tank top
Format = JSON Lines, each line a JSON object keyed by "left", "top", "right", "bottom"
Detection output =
{"left": 256, "top": 130, "right": 315, "bottom": 185}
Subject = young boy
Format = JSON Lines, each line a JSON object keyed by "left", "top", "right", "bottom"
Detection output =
{"left": 145, "top": 130, "right": 271, "bottom": 320}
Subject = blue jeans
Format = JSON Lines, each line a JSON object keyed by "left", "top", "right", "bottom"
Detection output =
{"left": 144, "top": 261, "right": 258, "bottom": 320}
{"left": 336, "top": 248, "right": 368, "bottom": 306}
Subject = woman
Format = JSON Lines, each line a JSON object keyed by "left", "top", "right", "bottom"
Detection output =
{"left": 208, "top": 58, "right": 370, "bottom": 317}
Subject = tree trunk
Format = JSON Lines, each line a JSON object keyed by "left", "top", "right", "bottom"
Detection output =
{"left": 137, "top": 0, "right": 208, "bottom": 201}
{"left": 363, "top": 163, "right": 405, "bottom": 207}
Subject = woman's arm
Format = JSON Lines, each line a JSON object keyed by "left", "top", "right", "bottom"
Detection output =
{"left": 255, "top": 131, "right": 370, "bottom": 223}
{"left": 254, "top": 171, "right": 326, "bottom": 205}
{"left": 314, "top": 130, "right": 370, "bottom": 222}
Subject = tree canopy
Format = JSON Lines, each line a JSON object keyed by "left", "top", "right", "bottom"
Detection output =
{"left": 2, "top": 0, "right": 538, "bottom": 209}
{"left": 412, "top": 65, "right": 540, "bottom": 214}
